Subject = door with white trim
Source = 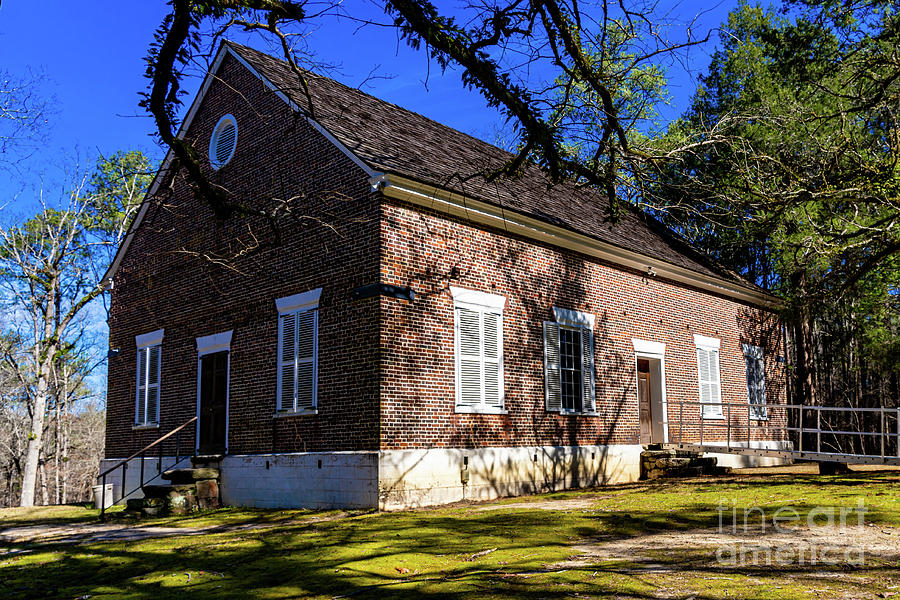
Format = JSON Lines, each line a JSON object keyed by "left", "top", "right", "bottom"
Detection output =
{"left": 198, "top": 350, "right": 228, "bottom": 454}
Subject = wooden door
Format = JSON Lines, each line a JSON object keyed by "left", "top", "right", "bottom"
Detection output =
{"left": 637, "top": 359, "right": 652, "bottom": 444}
{"left": 198, "top": 351, "right": 228, "bottom": 454}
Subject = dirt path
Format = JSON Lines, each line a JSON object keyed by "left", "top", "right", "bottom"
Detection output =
{"left": 562, "top": 524, "right": 900, "bottom": 571}
{"left": 0, "top": 522, "right": 253, "bottom": 548}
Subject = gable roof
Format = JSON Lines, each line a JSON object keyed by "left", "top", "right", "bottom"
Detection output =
{"left": 105, "top": 41, "right": 774, "bottom": 307}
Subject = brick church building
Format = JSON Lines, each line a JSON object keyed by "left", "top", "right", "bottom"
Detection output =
{"left": 101, "top": 42, "right": 789, "bottom": 509}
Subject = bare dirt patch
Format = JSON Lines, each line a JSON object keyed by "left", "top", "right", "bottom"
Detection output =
{"left": 473, "top": 496, "right": 614, "bottom": 512}
{"left": 564, "top": 524, "right": 900, "bottom": 571}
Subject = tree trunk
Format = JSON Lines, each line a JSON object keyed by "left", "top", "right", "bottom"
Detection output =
{"left": 54, "top": 394, "right": 61, "bottom": 505}
{"left": 19, "top": 367, "right": 50, "bottom": 507}
{"left": 39, "top": 459, "right": 49, "bottom": 506}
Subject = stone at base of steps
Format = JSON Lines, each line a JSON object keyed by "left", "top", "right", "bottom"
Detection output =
{"left": 128, "top": 471, "right": 221, "bottom": 517}
{"left": 640, "top": 448, "right": 732, "bottom": 480}
{"left": 162, "top": 467, "right": 220, "bottom": 484}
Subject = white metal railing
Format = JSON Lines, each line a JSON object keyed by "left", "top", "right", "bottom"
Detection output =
{"left": 665, "top": 400, "right": 900, "bottom": 464}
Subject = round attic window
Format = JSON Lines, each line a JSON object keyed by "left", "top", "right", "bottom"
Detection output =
{"left": 209, "top": 114, "right": 238, "bottom": 169}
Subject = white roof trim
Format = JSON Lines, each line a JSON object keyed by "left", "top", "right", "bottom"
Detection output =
{"left": 553, "top": 307, "right": 595, "bottom": 329}
{"left": 223, "top": 45, "right": 375, "bottom": 177}
{"left": 693, "top": 334, "right": 721, "bottom": 350}
{"left": 101, "top": 41, "right": 374, "bottom": 288}
{"left": 450, "top": 286, "right": 506, "bottom": 311}
{"left": 196, "top": 330, "right": 233, "bottom": 356}
{"left": 276, "top": 287, "right": 322, "bottom": 313}
{"left": 374, "top": 173, "right": 777, "bottom": 309}
{"left": 632, "top": 338, "right": 666, "bottom": 357}
{"left": 136, "top": 328, "right": 165, "bottom": 349}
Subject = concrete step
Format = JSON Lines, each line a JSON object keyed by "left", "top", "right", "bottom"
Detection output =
{"left": 162, "top": 467, "right": 220, "bottom": 483}
{"left": 192, "top": 454, "right": 224, "bottom": 467}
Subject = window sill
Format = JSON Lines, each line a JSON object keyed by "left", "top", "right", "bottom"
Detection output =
{"left": 557, "top": 410, "right": 601, "bottom": 417}
{"left": 133, "top": 423, "right": 160, "bottom": 431}
{"left": 750, "top": 416, "right": 770, "bottom": 422}
{"left": 455, "top": 406, "right": 508, "bottom": 415}
{"left": 273, "top": 409, "right": 318, "bottom": 418}
{"left": 701, "top": 414, "right": 726, "bottom": 421}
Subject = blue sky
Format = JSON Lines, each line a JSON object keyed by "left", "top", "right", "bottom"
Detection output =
{"left": 0, "top": 0, "right": 737, "bottom": 206}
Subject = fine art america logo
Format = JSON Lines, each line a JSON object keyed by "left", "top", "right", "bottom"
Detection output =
{"left": 715, "top": 498, "right": 868, "bottom": 566}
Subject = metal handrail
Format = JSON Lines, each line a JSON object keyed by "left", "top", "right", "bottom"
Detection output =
{"left": 98, "top": 416, "right": 198, "bottom": 521}
{"left": 667, "top": 398, "right": 900, "bottom": 463}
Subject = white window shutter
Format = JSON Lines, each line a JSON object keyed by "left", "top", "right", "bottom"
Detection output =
{"left": 544, "top": 322, "right": 562, "bottom": 411}
{"left": 148, "top": 346, "right": 161, "bottom": 423}
{"left": 136, "top": 348, "right": 146, "bottom": 424}
{"left": 697, "top": 347, "right": 722, "bottom": 417}
{"left": 482, "top": 311, "right": 502, "bottom": 408}
{"left": 296, "top": 309, "right": 317, "bottom": 410}
{"left": 278, "top": 312, "right": 297, "bottom": 411}
{"left": 457, "top": 307, "right": 482, "bottom": 407}
{"left": 582, "top": 328, "right": 595, "bottom": 412}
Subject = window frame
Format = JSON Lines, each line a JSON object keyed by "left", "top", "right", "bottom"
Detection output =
{"left": 544, "top": 307, "right": 597, "bottom": 415}
{"left": 134, "top": 328, "right": 164, "bottom": 428}
{"left": 275, "top": 288, "right": 322, "bottom": 417}
{"left": 742, "top": 343, "right": 768, "bottom": 421}
{"left": 694, "top": 334, "right": 724, "bottom": 420}
{"left": 209, "top": 114, "right": 238, "bottom": 170}
{"left": 450, "top": 287, "right": 507, "bottom": 415}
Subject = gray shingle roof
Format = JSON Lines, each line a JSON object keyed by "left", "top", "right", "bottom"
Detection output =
{"left": 227, "top": 42, "right": 754, "bottom": 289}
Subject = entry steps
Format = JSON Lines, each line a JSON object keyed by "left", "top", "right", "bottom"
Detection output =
{"left": 640, "top": 446, "right": 732, "bottom": 480}
{"left": 126, "top": 454, "right": 223, "bottom": 516}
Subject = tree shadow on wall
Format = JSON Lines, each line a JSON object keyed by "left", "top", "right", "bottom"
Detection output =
{"left": 378, "top": 203, "right": 637, "bottom": 503}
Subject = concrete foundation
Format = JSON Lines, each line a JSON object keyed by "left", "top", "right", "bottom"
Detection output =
{"left": 703, "top": 440, "right": 795, "bottom": 468}
{"left": 105, "top": 442, "right": 794, "bottom": 510}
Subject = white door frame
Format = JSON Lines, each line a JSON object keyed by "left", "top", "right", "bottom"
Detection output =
{"left": 632, "top": 339, "right": 668, "bottom": 443}
{"left": 195, "top": 330, "right": 233, "bottom": 453}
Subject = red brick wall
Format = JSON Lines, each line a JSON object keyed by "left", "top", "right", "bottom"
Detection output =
{"left": 378, "top": 199, "right": 787, "bottom": 450}
{"left": 106, "top": 51, "right": 786, "bottom": 461}
{"left": 105, "top": 54, "right": 381, "bottom": 458}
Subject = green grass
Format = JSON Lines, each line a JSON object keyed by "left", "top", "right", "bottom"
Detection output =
{"left": 1, "top": 470, "right": 899, "bottom": 599}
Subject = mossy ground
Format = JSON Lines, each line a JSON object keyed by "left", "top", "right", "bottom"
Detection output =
{"left": 1, "top": 468, "right": 898, "bottom": 599}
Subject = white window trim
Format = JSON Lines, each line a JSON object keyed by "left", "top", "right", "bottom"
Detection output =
{"left": 743, "top": 343, "right": 768, "bottom": 421}
{"left": 209, "top": 114, "right": 238, "bottom": 170}
{"left": 452, "top": 287, "right": 506, "bottom": 414}
{"left": 275, "top": 290, "right": 321, "bottom": 416}
{"left": 693, "top": 334, "right": 721, "bottom": 350}
{"left": 136, "top": 328, "right": 164, "bottom": 349}
{"left": 450, "top": 286, "right": 506, "bottom": 311}
{"left": 694, "top": 335, "right": 724, "bottom": 420}
{"left": 134, "top": 329, "right": 164, "bottom": 428}
{"left": 553, "top": 307, "right": 595, "bottom": 329}
{"left": 632, "top": 338, "right": 666, "bottom": 358}
{"left": 546, "top": 307, "right": 596, "bottom": 415}
{"left": 196, "top": 330, "right": 233, "bottom": 356}
{"left": 276, "top": 287, "right": 322, "bottom": 314}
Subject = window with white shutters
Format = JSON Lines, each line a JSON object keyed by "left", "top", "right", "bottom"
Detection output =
{"left": 275, "top": 288, "right": 322, "bottom": 415}
{"left": 543, "top": 307, "right": 595, "bottom": 414}
{"left": 743, "top": 344, "right": 767, "bottom": 420}
{"left": 450, "top": 287, "right": 505, "bottom": 413}
{"left": 277, "top": 308, "right": 318, "bottom": 413}
{"left": 135, "top": 329, "right": 164, "bottom": 426}
{"left": 694, "top": 335, "right": 723, "bottom": 419}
